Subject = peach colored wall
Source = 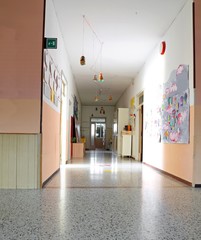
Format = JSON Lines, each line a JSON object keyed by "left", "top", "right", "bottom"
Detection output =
{"left": 162, "top": 106, "right": 194, "bottom": 182}
{"left": 144, "top": 106, "right": 194, "bottom": 183}
{"left": 42, "top": 102, "right": 60, "bottom": 183}
{"left": 0, "top": 0, "right": 44, "bottom": 133}
{"left": 0, "top": 99, "right": 41, "bottom": 133}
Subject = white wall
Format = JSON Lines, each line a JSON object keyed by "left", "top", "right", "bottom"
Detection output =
{"left": 116, "top": 0, "right": 194, "bottom": 183}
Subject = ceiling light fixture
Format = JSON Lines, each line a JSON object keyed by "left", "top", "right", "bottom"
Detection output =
{"left": 94, "top": 96, "right": 99, "bottom": 102}
{"left": 80, "top": 55, "right": 86, "bottom": 65}
{"left": 108, "top": 95, "right": 112, "bottom": 101}
{"left": 93, "top": 74, "right": 97, "bottom": 81}
{"left": 80, "top": 15, "right": 105, "bottom": 82}
{"left": 98, "top": 72, "right": 104, "bottom": 82}
{"left": 100, "top": 106, "right": 105, "bottom": 115}
{"left": 93, "top": 88, "right": 112, "bottom": 103}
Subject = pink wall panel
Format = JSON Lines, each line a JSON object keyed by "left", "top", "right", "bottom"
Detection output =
{"left": 0, "top": 0, "right": 44, "bottom": 133}
{"left": 0, "top": 99, "right": 41, "bottom": 133}
{"left": 0, "top": 0, "right": 44, "bottom": 99}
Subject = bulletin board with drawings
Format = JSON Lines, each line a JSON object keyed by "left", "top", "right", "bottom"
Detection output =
{"left": 43, "top": 50, "right": 62, "bottom": 110}
{"left": 161, "top": 65, "right": 189, "bottom": 144}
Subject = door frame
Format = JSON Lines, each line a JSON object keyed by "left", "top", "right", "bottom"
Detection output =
{"left": 90, "top": 117, "right": 106, "bottom": 150}
{"left": 137, "top": 91, "right": 144, "bottom": 162}
{"left": 59, "top": 72, "right": 67, "bottom": 165}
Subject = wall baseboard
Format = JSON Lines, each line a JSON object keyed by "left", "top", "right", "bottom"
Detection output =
{"left": 143, "top": 162, "right": 192, "bottom": 187}
{"left": 42, "top": 168, "right": 60, "bottom": 188}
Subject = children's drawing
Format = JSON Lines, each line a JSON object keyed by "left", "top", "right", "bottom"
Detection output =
{"left": 144, "top": 84, "right": 162, "bottom": 142}
{"left": 161, "top": 64, "right": 189, "bottom": 144}
{"left": 43, "top": 50, "right": 62, "bottom": 109}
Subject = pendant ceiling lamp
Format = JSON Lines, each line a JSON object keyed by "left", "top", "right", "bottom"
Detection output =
{"left": 94, "top": 96, "right": 99, "bottom": 102}
{"left": 98, "top": 72, "right": 104, "bottom": 83}
{"left": 100, "top": 106, "right": 105, "bottom": 115}
{"left": 80, "top": 56, "right": 86, "bottom": 65}
{"left": 80, "top": 15, "right": 105, "bottom": 84}
{"left": 108, "top": 95, "right": 112, "bottom": 101}
{"left": 93, "top": 74, "right": 97, "bottom": 81}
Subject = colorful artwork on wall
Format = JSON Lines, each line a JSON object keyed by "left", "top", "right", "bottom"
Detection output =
{"left": 129, "top": 97, "right": 136, "bottom": 130}
{"left": 161, "top": 64, "right": 189, "bottom": 143}
{"left": 43, "top": 50, "right": 62, "bottom": 110}
{"left": 144, "top": 84, "right": 162, "bottom": 142}
{"left": 130, "top": 97, "right": 135, "bottom": 108}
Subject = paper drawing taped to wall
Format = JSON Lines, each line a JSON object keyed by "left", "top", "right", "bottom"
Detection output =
{"left": 43, "top": 50, "right": 62, "bottom": 109}
{"left": 161, "top": 64, "right": 189, "bottom": 144}
{"left": 144, "top": 84, "right": 162, "bottom": 142}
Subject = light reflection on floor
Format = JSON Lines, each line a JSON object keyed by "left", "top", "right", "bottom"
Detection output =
{"left": 46, "top": 151, "right": 187, "bottom": 189}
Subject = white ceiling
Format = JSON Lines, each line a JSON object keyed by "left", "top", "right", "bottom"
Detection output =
{"left": 52, "top": 0, "right": 188, "bottom": 106}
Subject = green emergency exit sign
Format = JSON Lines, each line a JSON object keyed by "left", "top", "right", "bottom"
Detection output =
{"left": 44, "top": 38, "right": 57, "bottom": 49}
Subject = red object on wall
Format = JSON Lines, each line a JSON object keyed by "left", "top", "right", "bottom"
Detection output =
{"left": 160, "top": 41, "right": 166, "bottom": 55}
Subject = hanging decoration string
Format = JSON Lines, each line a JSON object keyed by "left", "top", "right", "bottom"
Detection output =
{"left": 81, "top": 14, "right": 103, "bottom": 70}
{"left": 100, "top": 42, "right": 103, "bottom": 71}
{"left": 80, "top": 15, "right": 86, "bottom": 65}
{"left": 83, "top": 15, "right": 102, "bottom": 45}
{"left": 82, "top": 15, "right": 85, "bottom": 55}
{"left": 90, "top": 43, "right": 102, "bottom": 73}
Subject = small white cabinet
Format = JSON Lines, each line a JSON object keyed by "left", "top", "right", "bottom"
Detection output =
{"left": 121, "top": 133, "right": 132, "bottom": 157}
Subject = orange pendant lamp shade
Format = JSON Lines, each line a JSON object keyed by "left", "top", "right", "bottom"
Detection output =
{"left": 98, "top": 72, "right": 104, "bottom": 82}
{"left": 80, "top": 55, "right": 86, "bottom": 65}
{"left": 108, "top": 95, "right": 112, "bottom": 101}
{"left": 94, "top": 96, "right": 99, "bottom": 102}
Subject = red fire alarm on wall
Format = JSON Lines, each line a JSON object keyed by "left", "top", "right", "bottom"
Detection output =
{"left": 160, "top": 41, "right": 166, "bottom": 55}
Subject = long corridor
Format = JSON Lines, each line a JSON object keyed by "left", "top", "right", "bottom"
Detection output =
{"left": 1, "top": 151, "right": 201, "bottom": 240}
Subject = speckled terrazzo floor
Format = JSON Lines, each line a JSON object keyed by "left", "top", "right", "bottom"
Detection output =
{"left": 1, "top": 151, "right": 201, "bottom": 240}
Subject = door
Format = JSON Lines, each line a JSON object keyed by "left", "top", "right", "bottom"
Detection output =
{"left": 95, "top": 122, "right": 106, "bottom": 149}
{"left": 90, "top": 118, "right": 106, "bottom": 150}
{"left": 138, "top": 104, "right": 144, "bottom": 162}
{"left": 138, "top": 92, "right": 144, "bottom": 162}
